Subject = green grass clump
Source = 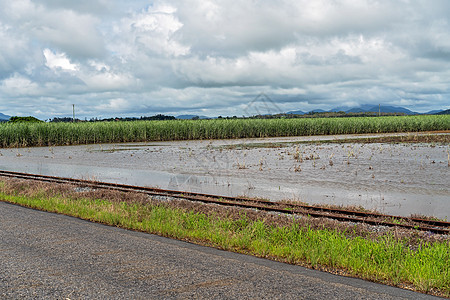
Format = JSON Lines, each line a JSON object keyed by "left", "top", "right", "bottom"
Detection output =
{"left": 0, "top": 115, "right": 448, "bottom": 148}
{"left": 0, "top": 189, "right": 448, "bottom": 296}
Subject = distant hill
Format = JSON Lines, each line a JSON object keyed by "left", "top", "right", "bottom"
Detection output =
{"left": 0, "top": 112, "right": 11, "bottom": 120}
{"left": 286, "top": 110, "right": 305, "bottom": 115}
{"left": 285, "top": 105, "right": 419, "bottom": 116}
{"left": 326, "top": 105, "right": 418, "bottom": 115}
{"left": 345, "top": 107, "right": 368, "bottom": 113}
{"left": 425, "top": 110, "right": 443, "bottom": 115}
{"left": 370, "top": 105, "right": 418, "bottom": 115}
{"left": 435, "top": 109, "right": 450, "bottom": 115}
{"left": 307, "top": 109, "right": 327, "bottom": 114}
{"left": 329, "top": 104, "right": 373, "bottom": 113}
{"left": 242, "top": 104, "right": 448, "bottom": 118}
{"left": 287, "top": 109, "right": 331, "bottom": 115}
{"left": 176, "top": 115, "right": 209, "bottom": 120}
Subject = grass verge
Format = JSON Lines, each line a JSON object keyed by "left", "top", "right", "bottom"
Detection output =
{"left": 0, "top": 178, "right": 448, "bottom": 297}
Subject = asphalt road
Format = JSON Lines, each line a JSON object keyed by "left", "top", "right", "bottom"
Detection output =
{"left": 0, "top": 201, "right": 441, "bottom": 299}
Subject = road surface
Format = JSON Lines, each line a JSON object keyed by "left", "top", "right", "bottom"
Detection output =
{"left": 0, "top": 201, "right": 440, "bottom": 299}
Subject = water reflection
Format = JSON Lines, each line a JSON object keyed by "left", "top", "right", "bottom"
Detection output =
{"left": 1, "top": 136, "right": 448, "bottom": 220}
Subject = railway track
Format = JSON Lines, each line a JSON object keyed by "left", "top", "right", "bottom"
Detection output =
{"left": 0, "top": 170, "right": 449, "bottom": 235}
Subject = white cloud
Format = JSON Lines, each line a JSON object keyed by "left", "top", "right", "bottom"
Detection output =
{"left": 0, "top": 73, "right": 40, "bottom": 96}
{"left": 89, "top": 60, "right": 111, "bottom": 72}
{"left": 43, "top": 49, "right": 78, "bottom": 71}
{"left": 0, "top": 22, "right": 34, "bottom": 79}
{"left": 1, "top": 0, "right": 105, "bottom": 58}
{"left": 116, "top": 3, "right": 190, "bottom": 58}
{"left": 0, "top": 0, "right": 449, "bottom": 119}
{"left": 79, "top": 71, "right": 136, "bottom": 91}
{"left": 94, "top": 98, "right": 130, "bottom": 112}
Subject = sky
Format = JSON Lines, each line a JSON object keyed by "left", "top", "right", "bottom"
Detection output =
{"left": 0, "top": 0, "right": 449, "bottom": 120}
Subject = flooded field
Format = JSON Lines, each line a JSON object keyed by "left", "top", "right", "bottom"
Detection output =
{"left": 0, "top": 132, "right": 448, "bottom": 219}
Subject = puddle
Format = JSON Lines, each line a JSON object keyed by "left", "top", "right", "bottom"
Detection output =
{"left": 90, "top": 148, "right": 149, "bottom": 153}
{"left": 1, "top": 133, "right": 449, "bottom": 219}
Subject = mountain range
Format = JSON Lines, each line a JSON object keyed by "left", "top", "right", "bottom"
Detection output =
{"left": 178, "top": 105, "right": 448, "bottom": 119}
{"left": 436, "top": 109, "right": 450, "bottom": 115}
{"left": 287, "top": 105, "right": 448, "bottom": 116}
{"left": 0, "top": 105, "right": 448, "bottom": 121}
{"left": 0, "top": 113, "right": 11, "bottom": 120}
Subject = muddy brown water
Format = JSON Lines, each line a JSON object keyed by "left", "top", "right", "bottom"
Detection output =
{"left": 0, "top": 132, "right": 449, "bottom": 219}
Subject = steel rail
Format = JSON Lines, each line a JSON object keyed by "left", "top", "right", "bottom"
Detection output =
{"left": 0, "top": 170, "right": 448, "bottom": 234}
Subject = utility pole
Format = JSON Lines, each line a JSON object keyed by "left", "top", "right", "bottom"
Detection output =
{"left": 378, "top": 104, "right": 381, "bottom": 117}
{"left": 73, "top": 104, "right": 75, "bottom": 122}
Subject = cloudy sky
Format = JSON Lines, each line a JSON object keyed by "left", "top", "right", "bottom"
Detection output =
{"left": 0, "top": 0, "right": 449, "bottom": 119}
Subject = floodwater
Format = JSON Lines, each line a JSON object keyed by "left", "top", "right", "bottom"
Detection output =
{"left": 0, "top": 132, "right": 449, "bottom": 219}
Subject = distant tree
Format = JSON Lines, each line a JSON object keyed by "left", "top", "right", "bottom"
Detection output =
{"left": 50, "top": 117, "right": 80, "bottom": 123}
{"left": 9, "top": 116, "right": 43, "bottom": 123}
{"left": 83, "top": 114, "right": 176, "bottom": 122}
{"left": 145, "top": 114, "right": 176, "bottom": 121}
